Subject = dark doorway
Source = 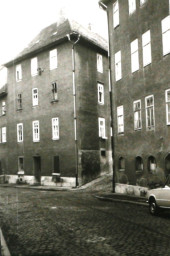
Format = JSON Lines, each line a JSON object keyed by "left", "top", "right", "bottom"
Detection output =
{"left": 33, "top": 156, "right": 41, "bottom": 184}
{"left": 53, "top": 156, "right": 60, "bottom": 173}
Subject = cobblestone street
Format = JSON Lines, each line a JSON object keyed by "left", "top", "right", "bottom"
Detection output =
{"left": 0, "top": 187, "right": 170, "bottom": 256}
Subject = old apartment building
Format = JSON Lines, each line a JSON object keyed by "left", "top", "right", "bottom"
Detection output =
{"left": 0, "top": 18, "right": 111, "bottom": 187}
{"left": 99, "top": 0, "right": 170, "bottom": 189}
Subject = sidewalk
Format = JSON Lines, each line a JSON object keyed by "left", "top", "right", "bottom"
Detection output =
{"left": 94, "top": 192, "right": 148, "bottom": 207}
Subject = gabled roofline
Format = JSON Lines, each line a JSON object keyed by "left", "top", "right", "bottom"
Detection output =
{"left": 4, "top": 21, "right": 108, "bottom": 67}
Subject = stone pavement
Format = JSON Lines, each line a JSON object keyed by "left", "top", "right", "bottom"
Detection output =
{"left": 0, "top": 186, "right": 170, "bottom": 256}
{"left": 94, "top": 192, "right": 147, "bottom": 207}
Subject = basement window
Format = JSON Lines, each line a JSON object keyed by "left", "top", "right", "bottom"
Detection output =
{"left": 100, "top": 149, "right": 106, "bottom": 157}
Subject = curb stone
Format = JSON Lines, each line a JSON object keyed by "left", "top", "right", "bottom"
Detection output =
{"left": 94, "top": 195, "right": 148, "bottom": 207}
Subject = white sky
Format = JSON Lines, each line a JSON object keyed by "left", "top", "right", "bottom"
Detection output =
{"left": 0, "top": 0, "right": 107, "bottom": 66}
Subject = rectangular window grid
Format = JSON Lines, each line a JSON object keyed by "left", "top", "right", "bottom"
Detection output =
{"left": 52, "top": 82, "right": 58, "bottom": 101}
{"left": 142, "top": 30, "right": 152, "bottom": 67}
{"left": 113, "top": 1, "right": 119, "bottom": 28}
{"left": 16, "top": 64, "right": 22, "bottom": 82}
{"left": 134, "top": 100, "right": 142, "bottom": 130}
{"left": 31, "top": 57, "right": 38, "bottom": 76}
{"left": 115, "top": 51, "right": 122, "bottom": 81}
{"left": 2, "top": 127, "right": 6, "bottom": 143}
{"left": 97, "top": 54, "right": 103, "bottom": 73}
{"left": 17, "top": 123, "right": 23, "bottom": 142}
{"left": 50, "top": 49, "right": 58, "bottom": 70}
{"left": 145, "top": 95, "right": 155, "bottom": 130}
{"left": 17, "top": 94, "right": 22, "bottom": 110}
{"left": 131, "top": 39, "right": 139, "bottom": 73}
{"left": 52, "top": 118, "right": 59, "bottom": 140}
{"left": 98, "top": 118, "right": 106, "bottom": 138}
{"left": 129, "top": 0, "right": 136, "bottom": 15}
{"left": 117, "top": 106, "right": 124, "bottom": 134}
{"left": 162, "top": 16, "right": 170, "bottom": 56}
{"left": 165, "top": 89, "right": 170, "bottom": 125}
{"left": 2, "top": 101, "right": 6, "bottom": 115}
{"left": 32, "top": 88, "right": 38, "bottom": 106}
{"left": 33, "top": 121, "right": 40, "bottom": 142}
{"left": 98, "top": 83, "right": 104, "bottom": 105}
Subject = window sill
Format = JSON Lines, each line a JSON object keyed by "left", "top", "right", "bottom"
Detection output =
{"left": 136, "top": 170, "right": 143, "bottom": 175}
{"left": 118, "top": 133, "right": 124, "bottom": 136}
{"left": 17, "top": 108, "right": 23, "bottom": 111}
{"left": 52, "top": 138, "right": 59, "bottom": 141}
{"left": 16, "top": 79, "right": 22, "bottom": 82}
{"left": 51, "top": 99, "right": 59, "bottom": 103}
{"left": 119, "top": 169, "right": 125, "bottom": 172}
{"left": 163, "top": 51, "right": 170, "bottom": 58}
{"left": 146, "top": 127, "right": 155, "bottom": 131}
{"left": 113, "top": 24, "right": 120, "bottom": 30}
{"left": 50, "top": 67, "right": 58, "bottom": 71}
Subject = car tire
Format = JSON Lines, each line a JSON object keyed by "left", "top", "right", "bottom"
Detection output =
{"left": 149, "top": 199, "right": 159, "bottom": 215}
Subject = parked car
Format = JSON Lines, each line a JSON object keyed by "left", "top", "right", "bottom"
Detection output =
{"left": 147, "top": 175, "right": 170, "bottom": 215}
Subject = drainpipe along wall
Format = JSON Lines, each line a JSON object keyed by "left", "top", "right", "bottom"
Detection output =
{"left": 67, "top": 33, "right": 80, "bottom": 187}
{"left": 99, "top": 1, "right": 116, "bottom": 193}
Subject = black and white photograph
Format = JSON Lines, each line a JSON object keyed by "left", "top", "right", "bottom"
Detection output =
{"left": 0, "top": 0, "right": 170, "bottom": 255}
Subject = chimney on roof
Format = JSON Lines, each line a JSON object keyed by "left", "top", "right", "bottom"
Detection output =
{"left": 57, "top": 7, "right": 67, "bottom": 26}
{"left": 88, "top": 23, "right": 92, "bottom": 31}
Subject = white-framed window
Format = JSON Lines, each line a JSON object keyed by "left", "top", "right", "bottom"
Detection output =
{"left": 32, "top": 88, "right": 38, "bottom": 106}
{"left": 98, "top": 117, "right": 106, "bottom": 138}
{"left": 115, "top": 51, "right": 122, "bottom": 81}
{"left": 140, "top": 0, "right": 147, "bottom": 6}
{"left": 145, "top": 95, "right": 155, "bottom": 130}
{"left": 49, "top": 49, "right": 58, "bottom": 70}
{"left": 52, "top": 118, "right": 59, "bottom": 140}
{"left": 142, "top": 30, "right": 152, "bottom": 67}
{"left": 165, "top": 89, "right": 170, "bottom": 125}
{"left": 31, "top": 57, "right": 38, "bottom": 76}
{"left": 113, "top": 1, "right": 119, "bottom": 28}
{"left": 161, "top": 16, "right": 170, "bottom": 56}
{"left": 128, "top": 0, "right": 136, "bottom": 15}
{"left": 16, "top": 64, "right": 22, "bottom": 81}
{"left": 17, "top": 123, "right": 23, "bottom": 142}
{"left": 131, "top": 39, "right": 139, "bottom": 73}
{"left": 2, "top": 101, "right": 6, "bottom": 115}
{"left": 52, "top": 82, "right": 58, "bottom": 101}
{"left": 2, "top": 127, "right": 6, "bottom": 143}
{"left": 134, "top": 100, "right": 142, "bottom": 130}
{"left": 17, "top": 94, "right": 22, "bottom": 110}
{"left": 98, "top": 83, "right": 104, "bottom": 105}
{"left": 117, "top": 106, "right": 124, "bottom": 134}
{"left": 32, "top": 121, "right": 40, "bottom": 142}
{"left": 97, "top": 54, "right": 103, "bottom": 73}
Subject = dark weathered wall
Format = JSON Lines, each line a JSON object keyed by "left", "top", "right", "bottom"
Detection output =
{"left": 75, "top": 43, "right": 111, "bottom": 184}
{"left": 3, "top": 42, "right": 76, "bottom": 178}
{"left": 107, "top": 0, "right": 170, "bottom": 186}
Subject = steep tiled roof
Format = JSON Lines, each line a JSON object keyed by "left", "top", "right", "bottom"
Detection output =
{"left": 5, "top": 19, "right": 107, "bottom": 66}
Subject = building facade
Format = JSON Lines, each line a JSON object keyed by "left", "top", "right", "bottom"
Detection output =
{"left": 1, "top": 19, "right": 112, "bottom": 187}
{"left": 100, "top": 0, "right": 170, "bottom": 190}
